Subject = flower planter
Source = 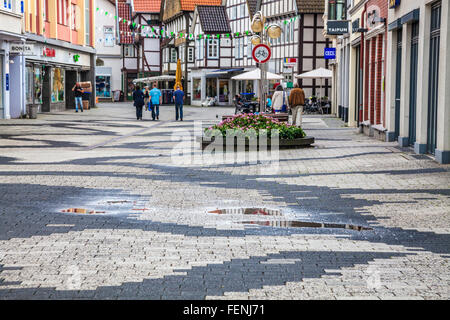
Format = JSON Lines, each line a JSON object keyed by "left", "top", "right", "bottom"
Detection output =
{"left": 197, "top": 135, "right": 315, "bottom": 151}
{"left": 222, "top": 113, "right": 289, "bottom": 123}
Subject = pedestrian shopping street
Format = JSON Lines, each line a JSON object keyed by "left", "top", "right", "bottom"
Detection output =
{"left": 0, "top": 103, "right": 448, "bottom": 299}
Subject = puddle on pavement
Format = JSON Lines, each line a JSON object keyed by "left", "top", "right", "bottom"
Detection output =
{"left": 239, "top": 220, "right": 372, "bottom": 231}
{"left": 61, "top": 208, "right": 105, "bottom": 214}
{"left": 209, "top": 208, "right": 371, "bottom": 231}
{"left": 208, "top": 208, "right": 282, "bottom": 216}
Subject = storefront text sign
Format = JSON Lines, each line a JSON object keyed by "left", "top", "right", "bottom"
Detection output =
{"left": 389, "top": 0, "right": 400, "bottom": 9}
{"left": 327, "top": 20, "right": 350, "bottom": 35}
{"left": 284, "top": 58, "right": 297, "bottom": 66}
{"left": 10, "top": 43, "right": 34, "bottom": 55}
{"left": 43, "top": 47, "right": 56, "bottom": 57}
{"left": 324, "top": 48, "right": 336, "bottom": 60}
{"left": 252, "top": 44, "right": 271, "bottom": 64}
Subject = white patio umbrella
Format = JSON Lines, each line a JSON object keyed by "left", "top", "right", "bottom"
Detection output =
{"left": 296, "top": 67, "right": 332, "bottom": 104}
{"left": 231, "top": 68, "right": 283, "bottom": 80}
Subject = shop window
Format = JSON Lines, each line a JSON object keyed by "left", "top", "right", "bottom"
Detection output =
{"left": 328, "top": 0, "right": 347, "bottom": 21}
{"left": 51, "top": 68, "right": 65, "bottom": 102}
{"left": 193, "top": 78, "right": 201, "bottom": 100}
{"left": 206, "top": 78, "right": 217, "bottom": 98}
{"left": 96, "top": 75, "right": 111, "bottom": 98}
{"left": 34, "top": 67, "right": 43, "bottom": 104}
{"left": 26, "top": 66, "right": 43, "bottom": 104}
{"left": 219, "top": 80, "right": 229, "bottom": 103}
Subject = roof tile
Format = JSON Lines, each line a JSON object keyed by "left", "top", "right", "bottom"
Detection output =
{"left": 133, "top": 0, "right": 161, "bottom": 13}
{"left": 197, "top": 5, "right": 231, "bottom": 34}
{"left": 181, "top": 0, "right": 222, "bottom": 12}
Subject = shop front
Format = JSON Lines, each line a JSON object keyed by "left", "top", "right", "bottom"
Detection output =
{"left": 24, "top": 39, "right": 94, "bottom": 112}
{"left": 190, "top": 68, "right": 243, "bottom": 106}
{"left": 95, "top": 67, "right": 112, "bottom": 100}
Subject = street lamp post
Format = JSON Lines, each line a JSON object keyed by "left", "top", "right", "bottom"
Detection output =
{"left": 250, "top": 11, "right": 282, "bottom": 113}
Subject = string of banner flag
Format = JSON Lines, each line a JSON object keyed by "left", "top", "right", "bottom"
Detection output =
{"left": 95, "top": 7, "right": 299, "bottom": 41}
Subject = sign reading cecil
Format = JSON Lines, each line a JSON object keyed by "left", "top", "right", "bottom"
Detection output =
{"left": 252, "top": 44, "right": 271, "bottom": 64}
{"left": 324, "top": 48, "right": 336, "bottom": 59}
{"left": 327, "top": 20, "right": 349, "bottom": 35}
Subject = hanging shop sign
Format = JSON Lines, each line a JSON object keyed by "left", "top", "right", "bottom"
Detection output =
{"left": 327, "top": 20, "right": 350, "bottom": 35}
{"left": 252, "top": 44, "right": 271, "bottom": 64}
{"left": 389, "top": 0, "right": 401, "bottom": 9}
{"left": 324, "top": 48, "right": 336, "bottom": 60}
{"left": 283, "top": 58, "right": 297, "bottom": 66}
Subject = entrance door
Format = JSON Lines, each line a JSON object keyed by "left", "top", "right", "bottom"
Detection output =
{"left": 218, "top": 80, "right": 230, "bottom": 104}
{"left": 41, "top": 66, "right": 51, "bottom": 112}
{"left": 408, "top": 22, "right": 419, "bottom": 146}
{"left": 394, "top": 29, "right": 402, "bottom": 139}
{"left": 65, "top": 70, "right": 77, "bottom": 109}
{"left": 427, "top": 2, "right": 441, "bottom": 154}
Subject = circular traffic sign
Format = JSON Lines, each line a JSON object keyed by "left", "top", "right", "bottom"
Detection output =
{"left": 252, "top": 44, "right": 271, "bottom": 64}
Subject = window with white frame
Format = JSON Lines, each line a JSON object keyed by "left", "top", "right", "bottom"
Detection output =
{"left": 85, "top": 0, "right": 90, "bottom": 44}
{"left": 188, "top": 47, "right": 194, "bottom": 62}
{"left": 197, "top": 39, "right": 204, "bottom": 60}
{"left": 246, "top": 37, "right": 252, "bottom": 57}
{"left": 170, "top": 48, "right": 177, "bottom": 62}
{"left": 207, "top": 39, "right": 218, "bottom": 59}
{"left": 104, "top": 26, "right": 114, "bottom": 47}
{"left": 291, "top": 22, "right": 294, "bottom": 42}
{"left": 124, "top": 45, "right": 135, "bottom": 57}
{"left": 240, "top": 4, "right": 245, "bottom": 17}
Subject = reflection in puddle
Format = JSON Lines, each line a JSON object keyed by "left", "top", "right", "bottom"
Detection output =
{"left": 209, "top": 208, "right": 282, "bottom": 216}
{"left": 239, "top": 220, "right": 372, "bottom": 231}
{"left": 61, "top": 208, "right": 106, "bottom": 214}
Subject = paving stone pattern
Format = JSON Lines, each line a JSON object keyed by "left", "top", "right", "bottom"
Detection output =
{"left": 0, "top": 103, "right": 448, "bottom": 300}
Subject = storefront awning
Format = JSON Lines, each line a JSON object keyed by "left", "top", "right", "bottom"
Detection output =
{"left": 206, "top": 68, "right": 245, "bottom": 78}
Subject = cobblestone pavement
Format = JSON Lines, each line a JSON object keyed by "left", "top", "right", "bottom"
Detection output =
{"left": 0, "top": 103, "right": 449, "bottom": 300}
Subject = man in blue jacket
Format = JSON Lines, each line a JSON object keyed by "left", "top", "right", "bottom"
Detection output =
{"left": 150, "top": 82, "right": 162, "bottom": 121}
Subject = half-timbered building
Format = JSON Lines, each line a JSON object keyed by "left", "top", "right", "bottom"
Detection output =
{"left": 190, "top": 5, "right": 235, "bottom": 105}
{"left": 118, "top": 0, "right": 161, "bottom": 100}
{"left": 160, "top": 0, "right": 222, "bottom": 104}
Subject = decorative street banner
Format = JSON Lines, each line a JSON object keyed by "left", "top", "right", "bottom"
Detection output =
{"left": 327, "top": 20, "right": 350, "bottom": 35}
{"left": 324, "top": 48, "right": 336, "bottom": 59}
{"left": 252, "top": 44, "right": 271, "bottom": 64}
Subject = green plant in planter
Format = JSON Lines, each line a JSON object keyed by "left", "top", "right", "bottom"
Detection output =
{"left": 204, "top": 113, "right": 306, "bottom": 140}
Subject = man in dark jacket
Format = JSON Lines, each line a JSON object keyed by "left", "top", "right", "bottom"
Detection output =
{"left": 72, "top": 82, "right": 84, "bottom": 112}
{"left": 133, "top": 86, "right": 145, "bottom": 120}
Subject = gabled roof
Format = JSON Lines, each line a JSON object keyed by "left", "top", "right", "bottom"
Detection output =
{"left": 295, "top": 0, "right": 325, "bottom": 13}
{"left": 196, "top": 5, "right": 231, "bottom": 34}
{"left": 118, "top": 1, "right": 133, "bottom": 44}
{"left": 133, "top": 0, "right": 161, "bottom": 13}
{"left": 181, "top": 0, "right": 222, "bottom": 12}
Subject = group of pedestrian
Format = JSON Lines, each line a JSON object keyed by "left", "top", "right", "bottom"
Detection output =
{"left": 132, "top": 83, "right": 184, "bottom": 121}
{"left": 270, "top": 83, "right": 305, "bottom": 126}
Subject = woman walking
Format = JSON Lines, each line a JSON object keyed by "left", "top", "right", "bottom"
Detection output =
{"left": 271, "top": 85, "right": 288, "bottom": 113}
{"left": 133, "top": 85, "right": 145, "bottom": 120}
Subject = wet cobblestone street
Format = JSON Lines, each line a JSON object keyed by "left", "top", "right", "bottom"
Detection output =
{"left": 0, "top": 103, "right": 449, "bottom": 300}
